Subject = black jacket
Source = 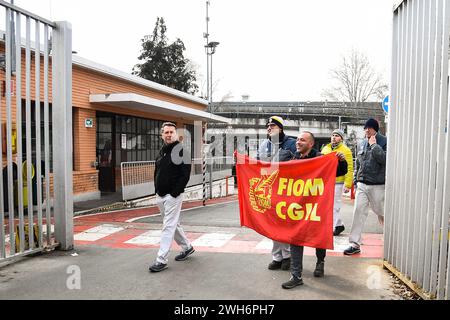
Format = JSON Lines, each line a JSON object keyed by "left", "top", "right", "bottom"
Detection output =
{"left": 294, "top": 149, "right": 348, "bottom": 177}
{"left": 354, "top": 133, "right": 387, "bottom": 185}
{"left": 154, "top": 141, "right": 191, "bottom": 198}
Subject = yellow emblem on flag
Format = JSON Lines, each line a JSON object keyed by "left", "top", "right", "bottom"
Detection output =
{"left": 249, "top": 170, "right": 279, "bottom": 213}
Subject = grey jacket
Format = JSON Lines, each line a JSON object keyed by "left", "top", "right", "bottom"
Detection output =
{"left": 354, "top": 133, "right": 387, "bottom": 185}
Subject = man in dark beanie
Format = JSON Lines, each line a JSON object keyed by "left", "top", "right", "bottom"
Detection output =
{"left": 257, "top": 116, "right": 297, "bottom": 271}
{"left": 364, "top": 118, "right": 379, "bottom": 132}
{"left": 344, "top": 118, "right": 387, "bottom": 255}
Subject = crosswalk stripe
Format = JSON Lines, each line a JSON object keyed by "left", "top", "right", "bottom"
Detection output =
{"left": 71, "top": 224, "right": 383, "bottom": 258}
{"left": 124, "top": 230, "right": 162, "bottom": 245}
{"left": 191, "top": 233, "right": 235, "bottom": 248}
{"left": 255, "top": 238, "right": 273, "bottom": 250}
{"left": 329, "top": 236, "right": 351, "bottom": 253}
{"left": 74, "top": 224, "right": 124, "bottom": 242}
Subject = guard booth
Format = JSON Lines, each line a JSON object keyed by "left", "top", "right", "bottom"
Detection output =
{"left": 0, "top": 1, "right": 73, "bottom": 265}
{"left": 384, "top": 0, "right": 450, "bottom": 300}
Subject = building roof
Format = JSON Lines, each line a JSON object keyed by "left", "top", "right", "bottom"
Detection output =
{"left": 73, "top": 55, "right": 207, "bottom": 107}
{"left": 90, "top": 93, "right": 231, "bottom": 124}
{"left": 0, "top": 30, "right": 206, "bottom": 106}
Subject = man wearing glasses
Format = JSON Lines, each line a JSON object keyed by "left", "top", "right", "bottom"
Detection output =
{"left": 257, "top": 116, "right": 297, "bottom": 271}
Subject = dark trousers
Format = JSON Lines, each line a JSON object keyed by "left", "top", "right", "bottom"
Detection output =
{"left": 290, "top": 244, "right": 326, "bottom": 278}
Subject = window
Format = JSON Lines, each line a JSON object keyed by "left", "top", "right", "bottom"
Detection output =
{"left": 115, "top": 115, "right": 166, "bottom": 164}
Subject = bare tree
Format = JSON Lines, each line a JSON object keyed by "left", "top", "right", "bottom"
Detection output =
{"left": 322, "top": 49, "right": 388, "bottom": 103}
{"left": 220, "top": 91, "right": 234, "bottom": 102}
{"left": 197, "top": 76, "right": 221, "bottom": 101}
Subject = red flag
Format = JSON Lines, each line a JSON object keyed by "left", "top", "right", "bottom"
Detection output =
{"left": 236, "top": 152, "right": 337, "bottom": 249}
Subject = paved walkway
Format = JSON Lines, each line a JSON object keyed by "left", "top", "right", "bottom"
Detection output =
{"left": 73, "top": 197, "right": 383, "bottom": 258}
{"left": 1, "top": 195, "right": 398, "bottom": 300}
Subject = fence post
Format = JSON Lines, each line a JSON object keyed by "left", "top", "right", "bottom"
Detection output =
{"left": 202, "top": 147, "right": 207, "bottom": 206}
{"left": 52, "top": 21, "right": 73, "bottom": 250}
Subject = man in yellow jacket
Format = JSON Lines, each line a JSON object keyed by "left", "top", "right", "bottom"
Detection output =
{"left": 321, "top": 129, "right": 354, "bottom": 236}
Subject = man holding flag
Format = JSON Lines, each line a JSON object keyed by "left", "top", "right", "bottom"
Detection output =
{"left": 281, "top": 131, "right": 348, "bottom": 289}
{"left": 235, "top": 130, "right": 348, "bottom": 290}
{"left": 257, "top": 116, "right": 297, "bottom": 271}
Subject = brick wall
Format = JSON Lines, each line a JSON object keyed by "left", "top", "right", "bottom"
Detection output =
{"left": 73, "top": 108, "right": 97, "bottom": 172}
{"left": 73, "top": 170, "right": 98, "bottom": 194}
{"left": 1, "top": 43, "right": 207, "bottom": 200}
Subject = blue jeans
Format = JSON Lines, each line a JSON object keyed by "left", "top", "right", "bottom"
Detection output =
{"left": 290, "top": 245, "right": 326, "bottom": 278}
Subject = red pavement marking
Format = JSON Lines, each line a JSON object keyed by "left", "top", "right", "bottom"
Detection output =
{"left": 73, "top": 226, "right": 383, "bottom": 258}
{"left": 73, "top": 225, "right": 95, "bottom": 233}
{"left": 72, "top": 195, "right": 383, "bottom": 258}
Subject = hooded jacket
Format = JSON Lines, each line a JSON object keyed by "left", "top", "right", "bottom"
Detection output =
{"left": 321, "top": 142, "right": 354, "bottom": 188}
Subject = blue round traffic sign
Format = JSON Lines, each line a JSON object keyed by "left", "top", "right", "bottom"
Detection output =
{"left": 382, "top": 95, "right": 389, "bottom": 113}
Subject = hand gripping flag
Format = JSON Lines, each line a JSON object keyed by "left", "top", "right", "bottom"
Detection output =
{"left": 236, "top": 152, "right": 338, "bottom": 249}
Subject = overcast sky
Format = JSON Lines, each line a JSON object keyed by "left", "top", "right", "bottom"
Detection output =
{"left": 12, "top": 0, "right": 395, "bottom": 102}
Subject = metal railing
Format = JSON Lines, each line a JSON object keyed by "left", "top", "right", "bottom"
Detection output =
{"left": 384, "top": 0, "right": 450, "bottom": 300}
{"left": 1, "top": 1, "right": 72, "bottom": 264}
{"left": 121, "top": 156, "right": 234, "bottom": 201}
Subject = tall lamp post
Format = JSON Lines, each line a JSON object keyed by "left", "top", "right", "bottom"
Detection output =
{"left": 205, "top": 41, "right": 219, "bottom": 200}
{"left": 205, "top": 41, "right": 219, "bottom": 112}
{"left": 203, "top": 1, "right": 220, "bottom": 202}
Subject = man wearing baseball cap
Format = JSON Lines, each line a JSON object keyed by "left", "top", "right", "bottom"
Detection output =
{"left": 257, "top": 115, "right": 297, "bottom": 271}
{"left": 321, "top": 128, "right": 354, "bottom": 236}
{"left": 344, "top": 118, "right": 387, "bottom": 255}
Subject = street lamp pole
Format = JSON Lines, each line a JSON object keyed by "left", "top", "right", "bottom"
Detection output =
{"left": 205, "top": 1, "right": 210, "bottom": 108}
{"left": 205, "top": 42, "right": 219, "bottom": 200}
{"left": 204, "top": 1, "right": 219, "bottom": 201}
{"left": 206, "top": 41, "right": 219, "bottom": 111}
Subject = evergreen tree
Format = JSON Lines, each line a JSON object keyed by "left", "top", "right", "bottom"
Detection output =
{"left": 132, "top": 17, "right": 198, "bottom": 95}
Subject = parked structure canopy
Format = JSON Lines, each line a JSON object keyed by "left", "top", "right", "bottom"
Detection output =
{"left": 90, "top": 93, "right": 231, "bottom": 124}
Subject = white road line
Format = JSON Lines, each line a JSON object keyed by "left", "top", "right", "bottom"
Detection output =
{"left": 124, "top": 230, "right": 162, "bottom": 245}
{"left": 191, "top": 233, "right": 235, "bottom": 248}
{"left": 328, "top": 236, "right": 350, "bottom": 253}
{"left": 74, "top": 224, "right": 124, "bottom": 242}
{"left": 125, "top": 200, "right": 238, "bottom": 223}
{"left": 255, "top": 238, "right": 273, "bottom": 250}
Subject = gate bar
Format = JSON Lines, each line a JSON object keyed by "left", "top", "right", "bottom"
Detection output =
{"left": 35, "top": 20, "right": 44, "bottom": 248}
{"left": 15, "top": 10, "right": 25, "bottom": 253}
{"left": 6, "top": 8, "right": 16, "bottom": 256}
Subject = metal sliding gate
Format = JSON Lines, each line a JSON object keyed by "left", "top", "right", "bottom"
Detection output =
{"left": 384, "top": 0, "right": 450, "bottom": 299}
{"left": 0, "top": 1, "right": 73, "bottom": 265}
{"left": 121, "top": 157, "right": 233, "bottom": 201}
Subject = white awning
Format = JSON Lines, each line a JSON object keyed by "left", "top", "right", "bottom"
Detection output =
{"left": 89, "top": 93, "right": 231, "bottom": 124}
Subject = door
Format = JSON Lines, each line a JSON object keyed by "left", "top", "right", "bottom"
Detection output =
{"left": 97, "top": 114, "right": 115, "bottom": 192}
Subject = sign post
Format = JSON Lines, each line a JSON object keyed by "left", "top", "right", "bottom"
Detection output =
{"left": 382, "top": 95, "right": 389, "bottom": 123}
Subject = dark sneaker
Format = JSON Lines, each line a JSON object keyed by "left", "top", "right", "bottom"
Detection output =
{"left": 175, "top": 246, "right": 195, "bottom": 261}
{"left": 343, "top": 246, "right": 361, "bottom": 255}
{"left": 281, "top": 276, "right": 304, "bottom": 289}
{"left": 333, "top": 225, "right": 345, "bottom": 236}
{"left": 149, "top": 262, "right": 168, "bottom": 272}
{"left": 281, "top": 258, "right": 291, "bottom": 270}
{"left": 268, "top": 260, "right": 282, "bottom": 270}
{"left": 313, "top": 261, "right": 325, "bottom": 277}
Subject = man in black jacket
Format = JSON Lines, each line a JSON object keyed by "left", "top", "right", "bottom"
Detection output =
{"left": 344, "top": 118, "right": 387, "bottom": 256}
{"left": 149, "top": 122, "right": 194, "bottom": 273}
{"left": 282, "top": 131, "right": 348, "bottom": 289}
